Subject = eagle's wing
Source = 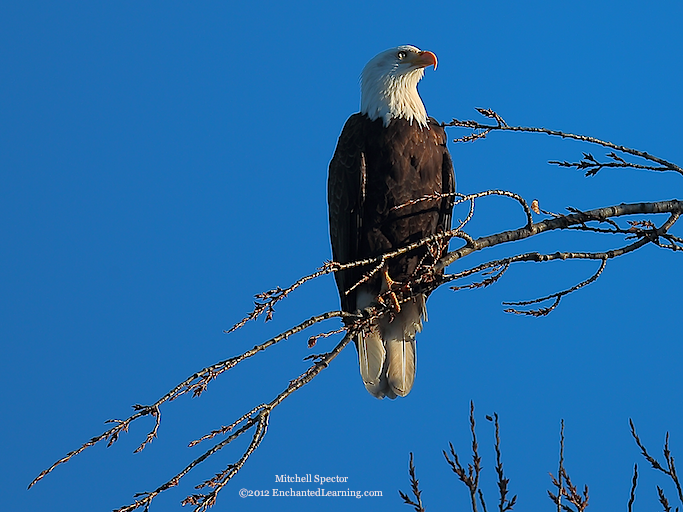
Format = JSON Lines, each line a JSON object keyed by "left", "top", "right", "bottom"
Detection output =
{"left": 437, "top": 122, "right": 456, "bottom": 234}
{"left": 328, "top": 114, "right": 366, "bottom": 313}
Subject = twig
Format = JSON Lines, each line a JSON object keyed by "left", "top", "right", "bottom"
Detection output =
{"left": 562, "top": 467, "right": 589, "bottom": 512}
{"left": 657, "top": 486, "right": 672, "bottom": 512}
{"left": 188, "top": 404, "right": 268, "bottom": 447}
{"left": 492, "top": 413, "right": 516, "bottom": 512}
{"left": 628, "top": 464, "right": 638, "bottom": 512}
{"left": 227, "top": 262, "right": 341, "bottom": 332}
{"left": 342, "top": 188, "right": 534, "bottom": 297}
{"left": 444, "top": 402, "right": 481, "bottom": 512}
{"left": 549, "top": 420, "right": 565, "bottom": 512}
{"left": 550, "top": 152, "right": 671, "bottom": 177}
{"left": 548, "top": 421, "right": 589, "bottom": 512}
{"left": 479, "top": 489, "right": 489, "bottom": 512}
{"left": 307, "top": 326, "right": 346, "bottom": 348}
{"left": 399, "top": 453, "right": 426, "bottom": 512}
{"left": 503, "top": 257, "right": 607, "bottom": 316}
{"left": 134, "top": 406, "right": 160, "bottom": 454}
{"left": 392, "top": 189, "right": 533, "bottom": 231}
{"left": 450, "top": 263, "right": 510, "bottom": 292}
{"left": 630, "top": 420, "right": 683, "bottom": 504}
{"left": 444, "top": 210, "right": 677, "bottom": 314}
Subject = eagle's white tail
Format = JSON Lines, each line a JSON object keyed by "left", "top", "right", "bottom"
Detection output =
{"left": 356, "top": 293, "right": 426, "bottom": 399}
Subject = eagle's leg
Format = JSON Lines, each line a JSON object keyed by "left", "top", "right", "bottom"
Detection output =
{"left": 377, "top": 267, "right": 401, "bottom": 313}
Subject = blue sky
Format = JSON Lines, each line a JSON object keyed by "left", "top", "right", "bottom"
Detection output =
{"left": 3, "top": 1, "right": 682, "bottom": 511}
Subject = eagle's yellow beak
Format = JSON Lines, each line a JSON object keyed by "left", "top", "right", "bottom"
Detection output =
{"left": 411, "top": 50, "right": 438, "bottom": 71}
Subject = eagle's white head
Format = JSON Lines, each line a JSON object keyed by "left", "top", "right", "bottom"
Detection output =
{"left": 360, "top": 45, "right": 438, "bottom": 128}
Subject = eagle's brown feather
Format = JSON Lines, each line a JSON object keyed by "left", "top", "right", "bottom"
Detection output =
{"left": 328, "top": 114, "right": 455, "bottom": 313}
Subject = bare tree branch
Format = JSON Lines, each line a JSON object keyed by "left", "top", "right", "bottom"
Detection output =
{"left": 118, "top": 332, "right": 355, "bottom": 512}
{"left": 549, "top": 420, "right": 565, "bottom": 512}
{"left": 550, "top": 151, "right": 671, "bottom": 177}
{"left": 630, "top": 420, "right": 683, "bottom": 505}
{"left": 444, "top": 108, "right": 683, "bottom": 176}
{"left": 28, "top": 309, "right": 350, "bottom": 490}
{"left": 443, "top": 402, "right": 482, "bottom": 512}
{"left": 628, "top": 464, "right": 638, "bottom": 512}
{"left": 503, "top": 258, "right": 607, "bottom": 316}
{"left": 399, "top": 453, "right": 426, "bottom": 512}
{"left": 548, "top": 420, "right": 589, "bottom": 512}
{"left": 492, "top": 413, "right": 517, "bottom": 512}
{"left": 403, "top": 409, "right": 682, "bottom": 512}
{"left": 438, "top": 201, "right": 682, "bottom": 270}
{"left": 658, "top": 486, "right": 672, "bottom": 512}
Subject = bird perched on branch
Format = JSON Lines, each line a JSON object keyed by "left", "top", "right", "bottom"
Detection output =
{"left": 328, "top": 45, "right": 455, "bottom": 399}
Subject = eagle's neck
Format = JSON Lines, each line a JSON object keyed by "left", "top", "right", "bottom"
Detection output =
{"left": 360, "top": 68, "right": 428, "bottom": 128}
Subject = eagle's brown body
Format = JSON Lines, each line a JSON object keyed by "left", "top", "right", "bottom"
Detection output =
{"left": 328, "top": 113, "right": 455, "bottom": 398}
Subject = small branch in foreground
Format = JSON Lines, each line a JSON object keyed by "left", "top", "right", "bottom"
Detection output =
{"left": 399, "top": 453, "right": 426, "bottom": 512}
{"left": 657, "top": 486, "right": 672, "bottom": 512}
{"left": 403, "top": 409, "right": 683, "bottom": 512}
{"left": 548, "top": 420, "right": 589, "bottom": 512}
{"left": 444, "top": 402, "right": 481, "bottom": 512}
{"left": 134, "top": 405, "right": 160, "bottom": 454}
{"left": 233, "top": 187, "right": 535, "bottom": 330}
{"left": 405, "top": 406, "right": 515, "bottom": 512}
{"left": 490, "top": 413, "right": 517, "bottom": 512}
{"left": 227, "top": 262, "right": 341, "bottom": 332}
{"left": 503, "top": 257, "right": 607, "bottom": 316}
{"left": 550, "top": 420, "right": 565, "bottom": 512}
{"left": 628, "top": 464, "right": 638, "bottom": 512}
{"left": 630, "top": 419, "right": 683, "bottom": 505}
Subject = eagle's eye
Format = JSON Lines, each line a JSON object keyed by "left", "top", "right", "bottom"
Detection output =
{"left": 397, "top": 50, "right": 407, "bottom": 60}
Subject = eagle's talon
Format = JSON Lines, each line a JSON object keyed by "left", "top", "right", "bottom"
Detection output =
{"left": 388, "top": 291, "right": 401, "bottom": 313}
{"left": 382, "top": 267, "right": 396, "bottom": 290}
{"left": 379, "top": 267, "right": 402, "bottom": 313}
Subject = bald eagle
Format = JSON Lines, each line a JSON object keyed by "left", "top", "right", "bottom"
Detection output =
{"left": 328, "top": 46, "right": 455, "bottom": 399}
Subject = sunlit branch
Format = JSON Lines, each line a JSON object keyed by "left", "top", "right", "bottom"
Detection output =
{"left": 550, "top": 151, "right": 672, "bottom": 177}
{"left": 445, "top": 108, "right": 683, "bottom": 176}
{"left": 437, "top": 201, "right": 683, "bottom": 270}
{"left": 117, "top": 332, "right": 355, "bottom": 512}
{"left": 502, "top": 258, "right": 607, "bottom": 316}
{"left": 231, "top": 188, "right": 532, "bottom": 329}
{"left": 28, "top": 309, "right": 349, "bottom": 490}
